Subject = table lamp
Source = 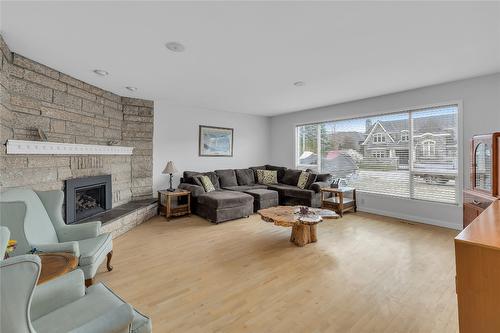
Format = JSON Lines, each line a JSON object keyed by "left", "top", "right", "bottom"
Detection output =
{"left": 162, "top": 161, "right": 178, "bottom": 192}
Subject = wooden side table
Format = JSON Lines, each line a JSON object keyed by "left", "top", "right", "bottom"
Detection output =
{"left": 320, "top": 187, "right": 357, "bottom": 217}
{"left": 37, "top": 252, "right": 78, "bottom": 285}
{"left": 158, "top": 189, "right": 191, "bottom": 220}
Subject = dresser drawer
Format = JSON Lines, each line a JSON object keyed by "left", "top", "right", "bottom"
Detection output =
{"left": 463, "top": 203, "right": 482, "bottom": 228}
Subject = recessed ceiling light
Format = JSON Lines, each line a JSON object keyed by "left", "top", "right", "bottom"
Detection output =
{"left": 93, "top": 69, "right": 109, "bottom": 76}
{"left": 294, "top": 81, "right": 306, "bottom": 87}
{"left": 126, "top": 86, "right": 138, "bottom": 92}
{"left": 165, "top": 41, "right": 185, "bottom": 52}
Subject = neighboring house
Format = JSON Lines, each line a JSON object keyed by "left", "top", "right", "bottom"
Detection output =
{"left": 360, "top": 114, "right": 457, "bottom": 170}
{"left": 299, "top": 151, "right": 318, "bottom": 166}
{"left": 322, "top": 150, "right": 358, "bottom": 178}
{"left": 299, "top": 150, "right": 358, "bottom": 178}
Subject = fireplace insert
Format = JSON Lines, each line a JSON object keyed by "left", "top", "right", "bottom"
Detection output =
{"left": 65, "top": 175, "right": 112, "bottom": 224}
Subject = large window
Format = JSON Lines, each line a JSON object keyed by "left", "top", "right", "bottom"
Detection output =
{"left": 296, "top": 105, "right": 459, "bottom": 204}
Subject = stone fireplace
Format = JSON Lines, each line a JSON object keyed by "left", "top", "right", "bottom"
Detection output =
{"left": 0, "top": 34, "right": 157, "bottom": 238}
{"left": 0, "top": 33, "right": 154, "bottom": 204}
{"left": 65, "top": 175, "right": 112, "bottom": 224}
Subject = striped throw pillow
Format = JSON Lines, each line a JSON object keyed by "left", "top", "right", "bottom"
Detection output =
{"left": 200, "top": 175, "right": 215, "bottom": 192}
{"left": 256, "top": 170, "right": 278, "bottom": 185}
{"left": 297, "top": 172, "right": 311, "bottom": 189}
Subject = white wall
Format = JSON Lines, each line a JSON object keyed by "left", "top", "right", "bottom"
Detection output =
{"left": 270, "top": 73, "right": 500, "bottom": 229}
{"left": 153, "top": 101, "right": 271, "bottom": 192}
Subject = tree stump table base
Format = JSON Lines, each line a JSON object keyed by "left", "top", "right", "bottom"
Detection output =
{"left": 290, "top": 224, "right": 318, "bottom": 247}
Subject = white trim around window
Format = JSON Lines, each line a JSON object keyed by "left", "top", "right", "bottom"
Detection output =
{"left": 294, "top": 100, "right": 463, "bottom": 206}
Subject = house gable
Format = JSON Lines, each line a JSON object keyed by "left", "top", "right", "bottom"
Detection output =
{"left": 361, "top": 121, "right": 395, "bottom": 145}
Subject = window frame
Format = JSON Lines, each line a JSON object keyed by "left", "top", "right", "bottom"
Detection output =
{"left": 373, "top": 133, "right": 386, "bottom": 144}
{"left": 294, "top": 101, "right": 463, "bottom": 206}
{"left": 421, "top": 139, "right": 436, "bottom": 158}
{"left": 401, "top": 130, "right": 409, "bottom": 142}
{"left": 295, "top": 124, "right": 321, "bottom": 171}
{"left": 371, "top": 150, "right": 387, "bottom": 159}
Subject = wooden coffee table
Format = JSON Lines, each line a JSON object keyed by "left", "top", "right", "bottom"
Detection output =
{"left": 37, "top": 252, "right": 78, "bottom": 285}
{"left": 258, "top": 206, "right": 339, "bottom": 247}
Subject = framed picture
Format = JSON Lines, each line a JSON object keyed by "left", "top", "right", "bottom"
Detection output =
{"left": 199, "top": 125, "right": 234, "bottom": 157}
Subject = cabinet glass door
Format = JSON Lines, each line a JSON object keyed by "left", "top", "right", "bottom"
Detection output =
{"left": 475, "top": 142, "right": 492, "bottom": 191}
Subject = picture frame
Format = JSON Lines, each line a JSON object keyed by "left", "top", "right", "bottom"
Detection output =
{"left": 199, "top": 125, "right": 234, "bottom": 157}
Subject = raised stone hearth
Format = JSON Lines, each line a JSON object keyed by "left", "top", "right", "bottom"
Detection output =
{"left": 84, "top": 198, "right": 158, "bottom": 239}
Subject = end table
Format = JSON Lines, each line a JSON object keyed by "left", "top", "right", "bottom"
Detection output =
{"left": 320, "top": 187, "right": 357, "bottom": 217}
{"left": 37, "top": 252, "right": 78, "bottom": 285}
{"left": 158, "top": 189, "right": 191, "bottom": 220}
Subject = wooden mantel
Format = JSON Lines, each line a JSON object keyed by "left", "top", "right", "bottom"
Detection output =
{"left": 6, "top": 139, "right": 134, "bottom": 156}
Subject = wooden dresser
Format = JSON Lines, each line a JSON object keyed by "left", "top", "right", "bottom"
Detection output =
{"left": 463, "top": 190, "right": 497, "bottom": 228}
{"left": 455, "top": 201, "right": 500, "bottom": 333}
{"left": 455, "top": 132, "right": 500, "bottom": 332}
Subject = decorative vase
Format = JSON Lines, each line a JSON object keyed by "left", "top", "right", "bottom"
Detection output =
{"left": 299, "top": 206, "right": 310, "bottom": 216}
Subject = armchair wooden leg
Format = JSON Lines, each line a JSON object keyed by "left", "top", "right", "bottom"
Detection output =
{"left": 85, "top": 278, "right": 94, "bottom": 287}
{"left": 106, "top": 250, "right": 113, "bottom": 272}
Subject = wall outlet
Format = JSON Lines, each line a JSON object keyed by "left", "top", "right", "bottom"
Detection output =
{"left": 359, "top": 198, "right": 365, "bottom": 205}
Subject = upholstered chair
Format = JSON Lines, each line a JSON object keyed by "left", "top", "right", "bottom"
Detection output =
{"left": 0, "top": 252, "right": 152, "bottom": 333}
{"left": 0, "top": 188, "right": 113, "bottom": 285}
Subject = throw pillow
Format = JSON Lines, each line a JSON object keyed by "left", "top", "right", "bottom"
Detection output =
{"left": 183, "top": 171, "right": 202, "bottom": 185}
{"left": 265, "top": 165, "right": 287, "bottom": 182}
{"left": 256, "top": 169, "right": 278, "bottom": 185}
{"left": 235, "top": 169, "right": 255, "bottom": 185}
{"left": 199, "top": 175, "right": 216, "bottom": 192}
{"left": 316, "top": 173, "right": 333, "bottom": 183}
{"left": 282, "top": 169, "right": 302, "bottom": 186}
{"left": 297, "top": 172, "right": 311, "bottom": 189}
{"left": 215, "top": 169, "right": 238, "bottom": 187}
{"left": 203, "top": 172, "right": 221, "bottom": 190}
{"left": 191, "top": 175, "right": 204, "bottom": 188}
{"left": 305, "top": 172, "right": 317, "bottom": 189}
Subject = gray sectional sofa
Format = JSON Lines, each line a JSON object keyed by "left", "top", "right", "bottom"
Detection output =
{"left": 178, "top": 165, "right": 332, "bottom": 224}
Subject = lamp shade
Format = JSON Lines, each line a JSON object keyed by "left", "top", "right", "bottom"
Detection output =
{"left": 162, "top": 161, "right": 178, "bottom": 174}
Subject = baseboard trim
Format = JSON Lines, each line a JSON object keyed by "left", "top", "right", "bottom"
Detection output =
{"left": 358, "top": 206, "right": 462, "bottom": 230}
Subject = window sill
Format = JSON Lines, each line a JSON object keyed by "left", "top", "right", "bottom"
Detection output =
{"left": 356, "top": 190, "right": 461, "bottom": 207}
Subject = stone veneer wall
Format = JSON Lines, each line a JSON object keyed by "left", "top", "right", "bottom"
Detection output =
{"left": 0, "top": 35, "right": 153, "bottom": 208}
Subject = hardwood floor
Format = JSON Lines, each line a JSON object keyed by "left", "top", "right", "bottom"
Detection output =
{"left": 95, "top": 212, "right": 459, "bottom": 333}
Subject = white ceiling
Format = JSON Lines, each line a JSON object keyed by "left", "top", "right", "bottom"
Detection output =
{"left": 1, "top": 1, "right": 499, "bottom": 116}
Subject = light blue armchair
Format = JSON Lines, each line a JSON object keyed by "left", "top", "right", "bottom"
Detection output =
{"left": 0, "top": 225, "right": 9, "bottom": 258}
{"left": 0, "top": 243, "right": 152, "bottom": 332}
{"left": 0, "top": 189, "right": 113, "bottom": 285}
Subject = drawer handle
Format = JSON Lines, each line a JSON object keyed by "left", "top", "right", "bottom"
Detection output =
{"left": 472, "top": 200, "right": 481, "bottom": 205}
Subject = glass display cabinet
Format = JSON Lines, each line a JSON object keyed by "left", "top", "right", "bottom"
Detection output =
{"left": 471, "top": 133, "right": 499, "bottom": 196}
{"left": 463, "top": 132, "right": 499, "bottom": 228}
